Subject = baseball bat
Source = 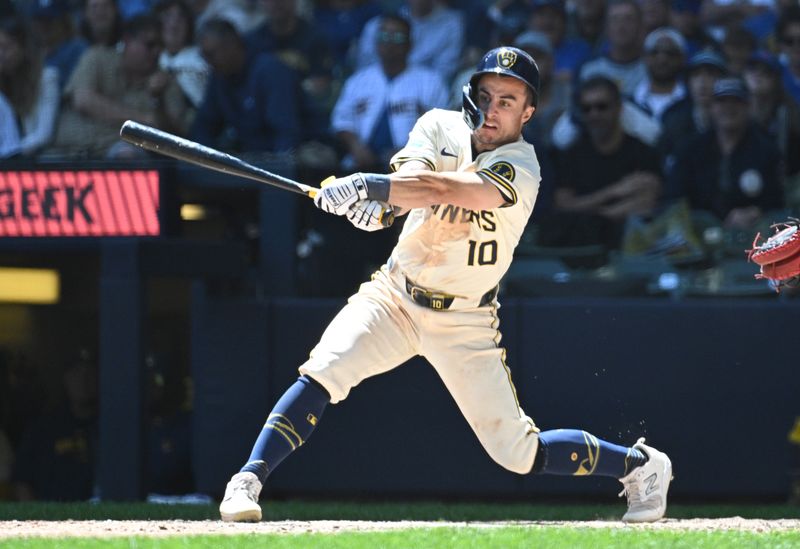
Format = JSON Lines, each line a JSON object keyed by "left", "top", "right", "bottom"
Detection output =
{"left": 119, "top": 120, "right": 394, "bottom": 226}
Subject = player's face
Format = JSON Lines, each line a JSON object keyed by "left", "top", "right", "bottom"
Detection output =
{"left": 472, "top": 74, "right": 535, "bottom": 152}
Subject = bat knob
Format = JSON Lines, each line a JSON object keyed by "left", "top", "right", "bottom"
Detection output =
{"left": 380, "top": 207, "right": 395, "bottom": 228}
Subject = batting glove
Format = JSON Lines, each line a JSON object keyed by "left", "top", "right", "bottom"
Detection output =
{"left": 347, "top": 200, "right": 393, "bottom": 232}
{"left": 314, "top": 173, "right": 391, "bottom": 216}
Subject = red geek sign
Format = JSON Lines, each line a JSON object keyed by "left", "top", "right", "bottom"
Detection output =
{"left": 0, "top": 170, "right": 160, "bottom": 237}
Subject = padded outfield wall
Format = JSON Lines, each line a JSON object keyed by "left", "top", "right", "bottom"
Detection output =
{"left": 192, "top": 294, "right": 798, "bottom": 501}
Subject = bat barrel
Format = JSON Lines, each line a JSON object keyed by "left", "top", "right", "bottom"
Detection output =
{"left": 119, "top": 121, "right": 314, "bottom": 196}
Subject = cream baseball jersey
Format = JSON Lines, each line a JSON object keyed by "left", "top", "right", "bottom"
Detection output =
{"left": 388, "top": 108, "right": 541, "bottom": 298}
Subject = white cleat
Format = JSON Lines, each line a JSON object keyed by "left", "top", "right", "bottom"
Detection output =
{"left": 219, "top": 472, "right": 263, "bottom": 522}
{"left": 618, "top": 438, "right": 672, "bottom": 523}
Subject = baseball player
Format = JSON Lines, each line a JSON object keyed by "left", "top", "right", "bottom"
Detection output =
{"left": 219, "top": 47, "right": 672, "bottom": 523}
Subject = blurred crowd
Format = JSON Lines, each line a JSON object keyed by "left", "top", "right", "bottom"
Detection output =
{"left": 1, "top": 0, "right": 800, "bottom": 269}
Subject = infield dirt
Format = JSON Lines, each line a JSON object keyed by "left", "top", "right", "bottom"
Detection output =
{"left": 1, "top": 518, "right": 799, "bottom": 538}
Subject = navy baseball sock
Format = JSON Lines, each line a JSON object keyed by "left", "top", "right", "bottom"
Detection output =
{"left": 531, "top": 429, "right": 647, "bottom": 478}
{"left": 240, "top": 375, "right": 330, "bottom": 484}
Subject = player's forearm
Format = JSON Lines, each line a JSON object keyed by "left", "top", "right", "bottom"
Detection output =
{"left": 388, "top": 170, "right": 504, "bottom": 211}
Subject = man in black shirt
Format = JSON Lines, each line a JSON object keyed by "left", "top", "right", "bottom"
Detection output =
{"left": 548, "top": 76, "right": 662, "bottom": 250}
{"left": 666, "top": 77, "right": 783, "bottom": 228}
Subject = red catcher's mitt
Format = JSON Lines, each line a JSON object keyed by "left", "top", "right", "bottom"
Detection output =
{"left": 747, "top": 219, "right": 800, "bottom": 291}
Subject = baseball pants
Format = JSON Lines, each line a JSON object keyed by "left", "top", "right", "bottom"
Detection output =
{"left": 299, "top": 267, "right": 540, "bottom": 474}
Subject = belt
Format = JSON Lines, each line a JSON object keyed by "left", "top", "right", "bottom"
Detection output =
{"left": 404, "top": 277, "right": 498, "bottom": 310}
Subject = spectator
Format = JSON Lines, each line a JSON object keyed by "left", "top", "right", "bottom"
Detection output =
{"left": 0, "top": 90, "right": 20, "bottom": 159}
{"left": 743, "top": 51, "right": 800, "bottom": 178}
{"left": 515, "top": 30, "right": 564, "bottom": 221}
{"left": 190, "top": 0, "right": 264, "bottom": 35}
{"left": 459, "top": 0, "right": 502, "bottom": 55}
{"left": 527, "top": 0, "right": 591, "bottom": 84}
{"left": 568, "top": 0, "right": 606, "bottom": 51}
{"left": 517, "top": 30, "right": 569, "bottom": 149}
{"left": 670, "top": 0, "right": 715, "bottom": 56}
{"left": 118, "top": 0, "right": 156, "bottom": 20}
{"left": 30, "top": 0, "right": 89, "bottom": 91}
{"left": 666, "top": 77, "right": 783, "bottom": 228}
{"left": 246, "top": 0, "right": 335, "bottom": 140}
{"left": 356, "top": 1, "right": 465, "bottom": 83}
{"left": 312, "top": 0, "right": 381, "bottom": 73}
{"left": 700, "top": 0, "right": 776, "bottom": 43}
{"left": 777, "top": 7, "right": 800, "bottom": 104}
{"left": 546, "top": 76, "right": 662, "bottom": 251}
{"left": 0, "top": 16, "right": 60, "bottom": 157}
{"left": 247, "top": 0, "right": 333, "bottom": 88}
{"left": 632, "top": 27, "right": 688, "bottom": 122}
{"left": 578, "top": 0, "right": 647, "bottom": 96}
{"left": 641, "top": 0, "right": 670, "bottom": 34}
{"left": 80, "top": 0, "right": 123, "bottom": 48}
{"left": 660, "top": 49, "right": 728, "bottom": 170}
{"left": 331, "top": 13, "right": 447, "bottom": 172}
{"left": 48, "top": 13, "right": 190, "bottom": 158}
{"left": 763, "top": 0, "right": 800, "bottom": 53}
{"left": 12, "top": 355, "right": 98, "bottom": 501}
{"left": 482, "top": 0, "right": 532, "bottom": 47}
{"left": 154, "top": 0, "right": 209, "bottom": 109}
{"left": 190, "top": 18, "right": 301, "bottom": 153}
{"left": 721, "top": 24, "right": 758, "bottom": 75}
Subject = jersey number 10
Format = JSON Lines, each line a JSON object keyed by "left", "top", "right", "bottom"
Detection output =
{"left": 467, "top": 240, "right": 498, "bottom": 266}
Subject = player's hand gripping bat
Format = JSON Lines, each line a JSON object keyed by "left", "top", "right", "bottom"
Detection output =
{"left": 119, "top": 120, "right": 394, "bottom": 227}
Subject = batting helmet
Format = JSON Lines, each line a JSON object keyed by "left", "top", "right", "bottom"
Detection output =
{"left": 462, "top": 46, "right": 540, "bottom": 130}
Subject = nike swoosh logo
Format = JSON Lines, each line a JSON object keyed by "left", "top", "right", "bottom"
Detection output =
{"left": 440, "top": 148, "right": 457, "bottom": 158}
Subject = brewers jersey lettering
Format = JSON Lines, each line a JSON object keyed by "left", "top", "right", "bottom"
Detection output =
{"left": 389, "top": 109, "right": 540, "bottom": 299}
{"left": 300, "top": 107, "right": 542, "bottom": 474}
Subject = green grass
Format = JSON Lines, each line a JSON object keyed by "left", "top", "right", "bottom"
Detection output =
{"left": 2, "top": 528, "right": 800, "bottom": 549}
{"left": 1, "top": 502, "right": 799, "bottom": 548}
{"left": 1, "top": 500, "right": 800, "bottom": 521}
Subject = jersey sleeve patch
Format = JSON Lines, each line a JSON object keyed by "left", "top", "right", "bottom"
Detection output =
{"left": 478, "top": 161, "right": 518, "bottom": 206}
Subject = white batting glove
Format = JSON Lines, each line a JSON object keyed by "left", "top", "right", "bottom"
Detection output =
{"left": 314, "top": 174, "right": 369, "bottom": 216}
{"left": 347, "top": 200, "right": 393, "bottom": 232}
{"left": 314, "top": 173, "right": 391, "bottom": 216}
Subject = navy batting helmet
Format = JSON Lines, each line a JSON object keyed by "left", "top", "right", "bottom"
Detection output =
{"left": 462, "top": 46, "right": 540, "bottom": 130}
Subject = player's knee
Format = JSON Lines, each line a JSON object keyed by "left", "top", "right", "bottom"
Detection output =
{"left": 484, "top": 435, "right": 539, "bottom": 474}
{"left": 298, "top": 364, "right": 350, "bottom": 404}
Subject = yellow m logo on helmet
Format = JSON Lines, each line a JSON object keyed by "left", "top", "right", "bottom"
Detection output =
{"left": 497, "top": 49, "right": 517, "bottom": 68}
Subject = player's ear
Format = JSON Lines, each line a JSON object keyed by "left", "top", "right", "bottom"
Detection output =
{"left": 522, "top": 105, "right": 535, "bottom": 125}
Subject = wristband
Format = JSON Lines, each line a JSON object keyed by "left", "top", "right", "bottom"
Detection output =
{"left": 363, "top": 173, "right": 391, "bottom": 203}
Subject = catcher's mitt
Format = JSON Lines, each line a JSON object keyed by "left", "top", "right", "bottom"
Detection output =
{"left": 747, "top": 218, "right": 800, "bottom": 291}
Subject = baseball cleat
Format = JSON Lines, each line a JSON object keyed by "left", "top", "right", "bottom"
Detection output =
{"left": 618, "top": 438, "right": 672, "bottom": 523}
{"left": 219, "top": 472, "right": 263, "bottom": 522}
